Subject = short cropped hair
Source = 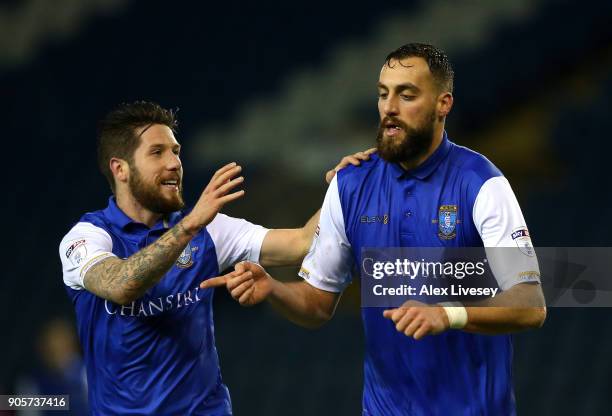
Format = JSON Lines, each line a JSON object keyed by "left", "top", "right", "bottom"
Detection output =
{"left": 97, "top": 101, "right": 177, "bottom": 192}
{"left": 385, "top": 43, "right": 454, "bottom": 93}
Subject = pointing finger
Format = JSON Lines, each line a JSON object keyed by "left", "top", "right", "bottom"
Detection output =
{"left": 200, "top": 274, "right": 230, "bottom": 289}
{"left": 383, "top": 309, "right": 396, "bottom": 319}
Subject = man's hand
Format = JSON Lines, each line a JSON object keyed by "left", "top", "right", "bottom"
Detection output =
{"left": 183, "top": 162, "right": 245, "bottom": 234}
{"left": 325, "top": 148, "right": 377, "bottom": 184}
{"left": 200, "top": 261, "right": 272, "bottom": 306}
{"left": 383, "top": 300, "right": 450, "bottom": 340}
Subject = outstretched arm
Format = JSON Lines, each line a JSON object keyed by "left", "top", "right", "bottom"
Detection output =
{"left": 201, "top": 262, "right": 340, "bottom": 329}
{"left": 258, "top": 211, "right": 320, "bottom": 267}
{"left": 258, "top": 148, "right": 376, "bottom": 267}
{"left": 82, "top": 163, "right": 244, "bottom": 305}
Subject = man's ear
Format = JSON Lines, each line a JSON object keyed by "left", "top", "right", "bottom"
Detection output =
{"left": 109, "top": 157, "right": 130, "bottom": 186}
{"left": 437, "top": 92, "right": 454, "bottom": 118}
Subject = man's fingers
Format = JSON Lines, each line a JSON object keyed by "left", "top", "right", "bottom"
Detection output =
{"left": 364, "top": 147, "right": 377, "bottom": 156}
{"left": 395, "top": 312, "right": 416, "bottom": 333}
{"left": 204, "top": 165, "right": 241, "bottom": 195}
{"left": 341, "top": 156, "right": 361, "bottom": 167}
{"left": 391, "top": 307, "right": 409, "bottom": 322}
{"left": 231, "top": 279, "right": 254, "bottom": 299}
{"left": 226, "top": 271, "right": 253, "bottom": 290}
{"left": 217, "top": 190, "right": 245, "bottom": 207}
{"left": 383, "top": 309, "right": 395, "bottom": 319}
{"left": 402, "top": 317, "right": 423, "bottom": 337}
{"left": 213, "top": 166, "right": 243, "bottom": 190}
{"left": 354, "top": 151, "right": 375, "bottom": 161}
{"left": 200, "top": 274, "right": 229, "bottom": 289}
{"left": 413, "top": 324, "right": 431, "bottom": 340}
{"left": 214, "top": 176, "right": 244, "bottom": 197}
{"left": 211, "top": 162, "right": 238, "bottom": 182}
{"left": 238, "top": 286, "right": 255, "bottom": 305}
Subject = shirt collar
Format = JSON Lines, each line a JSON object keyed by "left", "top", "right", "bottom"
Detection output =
{"left": 393, "top": 131, "right": 452, "bottom": 180}
{"left": 103, "top": 196, "right": 182, "bottom": 231}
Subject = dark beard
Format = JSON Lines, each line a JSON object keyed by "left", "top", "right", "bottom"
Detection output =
{"left": 376, "top": 112, "right": 435, "bottom": 165}
{"left": 128, "top": 165, "right": 185, "bottom": 215}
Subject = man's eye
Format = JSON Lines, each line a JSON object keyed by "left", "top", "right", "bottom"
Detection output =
{"left": 378, "top": 93, "right": 388, "bottom": 99}
{"left": 152, "top": 150, "right": 161, "bottom": 155}
{"left": 401, "top": 95, "right": 415, "bottom": 101}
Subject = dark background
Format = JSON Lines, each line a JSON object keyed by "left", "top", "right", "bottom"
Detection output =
{"left": 1, "top": 0, "right": 612, "bottom": 414}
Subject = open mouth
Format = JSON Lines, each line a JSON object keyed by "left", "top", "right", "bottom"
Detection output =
{"left": 384, "top": 122, "right": 403, "bottom": 136}
{"left": 160, "top": 179, "right": 179, "bottom": 191}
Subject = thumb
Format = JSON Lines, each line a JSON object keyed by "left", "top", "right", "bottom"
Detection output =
{"left": 235, "top": 261, "right": 248, "bottom": 273}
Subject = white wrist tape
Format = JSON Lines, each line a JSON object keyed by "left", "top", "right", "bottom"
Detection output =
{"left": 441, "top": 303, "right": 468, "bottom": 329}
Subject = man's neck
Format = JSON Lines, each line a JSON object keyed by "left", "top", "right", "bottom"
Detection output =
{"left": 399, "top": 126, "right": 445, "bottom": 171}
{"left": 115, "top": 191, "right": 162, "bottom": 228}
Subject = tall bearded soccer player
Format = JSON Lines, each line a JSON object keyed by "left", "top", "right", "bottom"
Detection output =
{"left": 58, "top": 101, "right": 374, "bottom": 415}
{"left": 204, "top": 44, "right": 547, "bottom": 415}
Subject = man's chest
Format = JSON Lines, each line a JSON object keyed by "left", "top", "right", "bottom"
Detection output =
{"left": 345, "top": 179, "right": 480, "bottom": 248}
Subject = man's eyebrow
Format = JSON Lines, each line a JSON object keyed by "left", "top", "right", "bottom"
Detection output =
{"left": 395, "top": 83, "right": 420, "bottom": 93}
{"left": 147, "top": 142, "right": 181, "bottom": 149}
{"left": 377, "top": 82, "right": 420, "bottom": 93}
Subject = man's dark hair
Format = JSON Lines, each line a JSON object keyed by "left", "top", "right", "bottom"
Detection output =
{"left": 385, "top": 43, "right": 454, "bottom": 93}
{"left": 97, "top": 100, "right": 178, "bottom": 192}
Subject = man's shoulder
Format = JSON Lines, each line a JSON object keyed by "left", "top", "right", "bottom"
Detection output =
{"left": 62, "top": 208, "right": 112, "bottom": 240}
{"left": 448, "top": 142, "right": 503, "bottom": 184}
{"left": 337, "top": 153, "right": 385, "bottom": 187}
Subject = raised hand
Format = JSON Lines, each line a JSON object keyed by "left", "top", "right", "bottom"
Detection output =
{"left": 383, "top": 300, "right": 450, "bottom": 340}
{"left": 325, "top": 148, "right": 377, "bottom": 184}
{"left": 183, "top": 162, "right": 245, "bottom": 234}
{"left": 200, "top": 261, "right": 273, "bottom": 306}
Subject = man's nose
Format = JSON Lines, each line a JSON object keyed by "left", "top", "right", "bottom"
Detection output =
{"left": 383, "top": 96, "right": 399, "bottom": 116}
{"left": 166, "top": 153, "right": 181, "bottom": 170}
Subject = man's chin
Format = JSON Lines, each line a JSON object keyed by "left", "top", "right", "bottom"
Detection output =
{"left": 152, "top": 194, "right": 184, "bottom": 214}
{"left": 165, "top": 197, "right": 185, "bottom": 212}
{"left": 381, "top": 131, "right": 407, "bottom": 143}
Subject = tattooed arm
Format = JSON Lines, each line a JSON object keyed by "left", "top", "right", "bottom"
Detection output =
{"left": 84, "top": 220, "right": 197, "bottom": 305}
{"left": 83, "top": 163, "right": 245, "bottom": 305}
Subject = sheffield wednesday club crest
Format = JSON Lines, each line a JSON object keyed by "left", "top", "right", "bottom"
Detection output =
{"left": 176, "top": 242, "right": 194, "bottom": 268}
{"left": 438, "top": 205, "right": 457, "bottom": 240}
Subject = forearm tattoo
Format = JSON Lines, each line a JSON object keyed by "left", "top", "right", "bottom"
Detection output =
{"left": 84, "top": 220, "right": 195, "bottom": 303}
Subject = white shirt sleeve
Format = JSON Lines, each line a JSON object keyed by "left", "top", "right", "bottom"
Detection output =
{"left": 206, "top": 214, "right": 269, "bottom": 272}
{"left": 298, "top": 176, "right": 353, "bottom": 293}
{"left": 59, "top": 222, "right": 117, "bottom": 290}
{"left": 473, "top": 176, "right": 541, "bottom": 290}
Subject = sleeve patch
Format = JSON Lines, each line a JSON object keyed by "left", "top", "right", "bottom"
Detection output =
{"left": 66, "top": 239, "right": 88, "bottom": 267}
{"left": 511, "top": 227, "right": 535, "bottom": 257}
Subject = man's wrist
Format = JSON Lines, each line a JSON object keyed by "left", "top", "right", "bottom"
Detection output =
{"left": 180, "top": 215, "right": 202, "bottom": 237}
{"left": 440, "top": 302, "right": 468, "bottom": 329}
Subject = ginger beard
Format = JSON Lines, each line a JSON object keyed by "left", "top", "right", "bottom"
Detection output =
{"left": 376, "top": 109, "right": 436, "bottom": 165}
{"left": 128, "top": 164, "right": 185, "bottom": 215}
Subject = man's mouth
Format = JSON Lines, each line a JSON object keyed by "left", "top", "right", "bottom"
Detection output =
{"left": 384, "top": 122, "right": 403, "bottom": 137}
{"left": 160, "top": 179, "right": 179, "bottom": 191}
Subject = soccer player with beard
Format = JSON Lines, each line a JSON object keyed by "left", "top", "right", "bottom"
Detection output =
{"left": 204, "top": 43, "right": 547, "bottom": 415}
{"left": 58, "top": 101, "right": 373, "bottom": 415}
